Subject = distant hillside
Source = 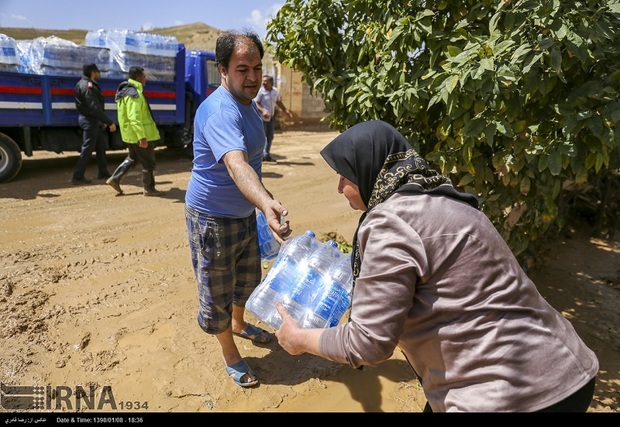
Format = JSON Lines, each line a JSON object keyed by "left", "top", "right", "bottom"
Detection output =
{"left": 0, "top": 22, "right": 223, "bottom": 51}
{"left": 0, "top": 27, "right": 87, "bottom": 45}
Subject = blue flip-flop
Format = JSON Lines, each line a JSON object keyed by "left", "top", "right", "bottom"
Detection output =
{"left": 226, "top": 360, "right": 259, "bottom": 388}
{"left": 234, "top": 323, "right": 272, "bottom": 343}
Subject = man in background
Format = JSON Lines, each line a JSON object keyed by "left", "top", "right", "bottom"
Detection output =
{"left": 106, "top": 66, "right": 163, "bottom": 197}
{"left": 72, "top": 63, "right": 116, "bottom": 185}
{"left": 254, "top": 75, "right": 293, "bottom": 162}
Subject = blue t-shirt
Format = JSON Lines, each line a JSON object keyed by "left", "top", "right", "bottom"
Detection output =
{"left": 185, "top": 86, "right": 266, "bottom": 218}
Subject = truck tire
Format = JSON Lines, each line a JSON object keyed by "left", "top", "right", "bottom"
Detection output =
{"left": 0, "top": 132, "right": 23, "bottom": 183}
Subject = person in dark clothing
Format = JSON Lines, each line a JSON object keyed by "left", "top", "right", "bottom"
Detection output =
{"left": 72, "top": 63, "right": 116, "bottom": 185}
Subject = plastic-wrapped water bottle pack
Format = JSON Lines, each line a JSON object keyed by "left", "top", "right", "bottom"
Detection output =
{"left": 85, "top": 29, "right": 179, "bottom": 81}
{"left": 0, "top": 34, "right": 19, "bottom": 72}
{"left": 248, "top": 227, "right": 353, "bottom": 330}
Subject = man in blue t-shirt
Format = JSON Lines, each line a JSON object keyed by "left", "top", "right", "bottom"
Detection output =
{"left": 184, "top": 30, "right": 292, "bottom": 389}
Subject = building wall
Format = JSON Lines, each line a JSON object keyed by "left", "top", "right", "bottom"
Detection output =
{"left": 273, "top": 64, "right": 327, "bottom": 128}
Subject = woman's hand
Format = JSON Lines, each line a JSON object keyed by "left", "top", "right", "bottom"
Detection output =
{"left": 276, "top": 302, "right": 326, "bottom": 357}
{"left": 275, "top": 302, "right": 305, "bottom": 355}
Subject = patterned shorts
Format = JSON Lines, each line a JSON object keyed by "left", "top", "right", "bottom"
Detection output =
{"left": 185, "top": 205, "right": 261, "bottom": 334}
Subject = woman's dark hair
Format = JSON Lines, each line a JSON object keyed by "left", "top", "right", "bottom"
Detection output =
{"left": 216, "top": 29, "right": 264, "bottom": 69}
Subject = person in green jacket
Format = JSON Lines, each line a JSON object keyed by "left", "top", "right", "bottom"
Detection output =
{"left": 106, "top": 66, "right": 163, "bottom": 196}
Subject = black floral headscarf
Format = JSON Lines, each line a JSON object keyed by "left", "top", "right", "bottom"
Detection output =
{"left": 320, "top": 120, "right": 479, "bottom": 282}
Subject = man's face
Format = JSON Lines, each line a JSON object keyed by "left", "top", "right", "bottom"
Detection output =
{"left": 136, "top": 73, "right": 147, "bottom": 87}
{"left": 262, "top": 77, "right": 273, "bottom": 90}
{"left": 92, "top": 70, "right": 101, "bottom": 82}
{"left": 220, "top": 41, "right": 263, "bottom": 105}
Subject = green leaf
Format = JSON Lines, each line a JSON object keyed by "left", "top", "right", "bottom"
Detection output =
{"left": 550, "top": 47, "right": 562, "bottom": 74}
{"left": 458, "top": 174, "right": 475, "bottom": 186}
{"left": 511, "top": 44, "right": 532, "bottom": 62}
{"left": 539, "top": 76, "right": 556, "bottom": 96}
{"left": 489, "top": 12, "right": 501, "bottom": 35}
{"left": 446, "top": 74, "right": 459, "bottom": 93}
{"left": 520, "top": 176, "right": 531, "bottom": 195}
{"left": 554, "top": 23, "right": 568, "bottom": 40}
{"left": 447, "top": 45, "right": 462, "bottom": 58}
{"left": 547, "top": 151, "right": 563, "bottom": 176}
{"left": 480, "top": 57, "right": 494, "bottom": 72}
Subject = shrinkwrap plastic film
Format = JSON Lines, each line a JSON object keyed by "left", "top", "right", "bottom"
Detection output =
{"left": 247, "top": 232, "right": 353, "bottom": 330}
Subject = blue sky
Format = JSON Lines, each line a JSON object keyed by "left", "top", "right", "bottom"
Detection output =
{"left": 0, "top": 0, "right": 285, "bottom": 39}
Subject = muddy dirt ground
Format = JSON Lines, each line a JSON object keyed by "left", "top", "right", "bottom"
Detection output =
{"left": 1, "top": 128, "right": 619, "bottom": 414}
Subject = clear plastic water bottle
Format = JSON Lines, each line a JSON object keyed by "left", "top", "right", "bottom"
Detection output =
{"left": 245, "top": 282, "right": 281, "bottom": 329}
{"left": 303, "top": 252, "right": 353, "bottom": 328}
{"left": 289, "top": 240, "right": 340, "bottom": 318}
{"left": 122, "top": 30, "right": 140, "bottom": 53}
{"left": 245, "top": 257, "right": 307, "bottom": 329}
{"left": 326, "top": 253, "right": 354, "bottom": 327}
{"left": 16, "top": 40, "right": 32, "bottom": 73}
{"left": 273, "top": 230, "right": 319, "bottom": 269}
{"left": 269, "top": 230, "right": 321, "bottom": 327}
{"left": 247, "top": 230, "right": 320, "bottom": 329}
{"left": 256, "top": 210, "right": 280, "bottom": 262}
{"left": 85, "top": 30, "right": 107, "bottom": 48}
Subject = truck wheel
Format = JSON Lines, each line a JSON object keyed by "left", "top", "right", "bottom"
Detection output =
{"left": 0, "top": 133, "right": 23, "bottom": 183}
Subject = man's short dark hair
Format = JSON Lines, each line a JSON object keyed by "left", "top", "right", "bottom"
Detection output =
{"left": 128, "top": 66, "right": 145, "bottom": 80}
{"left": 216, "top": 29, "right": 264, "bottom": 69}
{"left": 83, "top": 63, "right": 99, "bottom": 77}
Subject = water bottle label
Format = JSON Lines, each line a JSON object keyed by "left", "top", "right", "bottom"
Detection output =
{"left": 280, "top": 261, "right": 310, "bottom": 301}
{"left": 303, "top": 312, "right": 328, "bottom": 329}
{"left": 312, "top": 282, "right": 348, "bottom": 319}
{"left": 329, "top": 294, "right": 351, "bottom": 327}
{"left": 291, "top": 270, "right": 323, "bottom": 306}
{"left": 267, "top": 274, "right": 286, "bottom": 294}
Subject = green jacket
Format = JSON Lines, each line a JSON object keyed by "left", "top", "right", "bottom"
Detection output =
{"left": 115, "top": 78, "right": 160, "bottom": 144}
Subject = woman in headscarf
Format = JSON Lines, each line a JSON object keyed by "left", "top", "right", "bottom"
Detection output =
{"left": 275, "top": 120, "right": 598, "bottom": 412}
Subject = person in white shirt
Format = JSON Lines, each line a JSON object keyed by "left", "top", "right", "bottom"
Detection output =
{"left": 254, "top": 75, "right": 293, "bottom": 162}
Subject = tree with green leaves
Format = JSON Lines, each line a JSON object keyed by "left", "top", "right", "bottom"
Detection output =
{"left": 266, "top": 0, "right": 620, "bottom": 256}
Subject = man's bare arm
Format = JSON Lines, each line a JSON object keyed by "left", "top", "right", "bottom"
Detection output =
{"left": 223, "top": 149, "right": 291, "bottom": 239}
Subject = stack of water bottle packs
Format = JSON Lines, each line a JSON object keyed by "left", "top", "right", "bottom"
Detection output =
{"left": 85, "top": 29, "right": 179, "bottom": 81}
{"left": 248, "top": 211, "right": 354, "bottom": 330}
{"left": 0, "top": 29, "right": 179, "bottom": 81}
{"left": 28, "top": 36, "right": 111, "bottom": 76}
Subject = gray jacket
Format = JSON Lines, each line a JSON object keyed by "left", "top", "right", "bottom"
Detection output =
{"left": 319, "top": 192, "right": 599, "bottom": 412}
